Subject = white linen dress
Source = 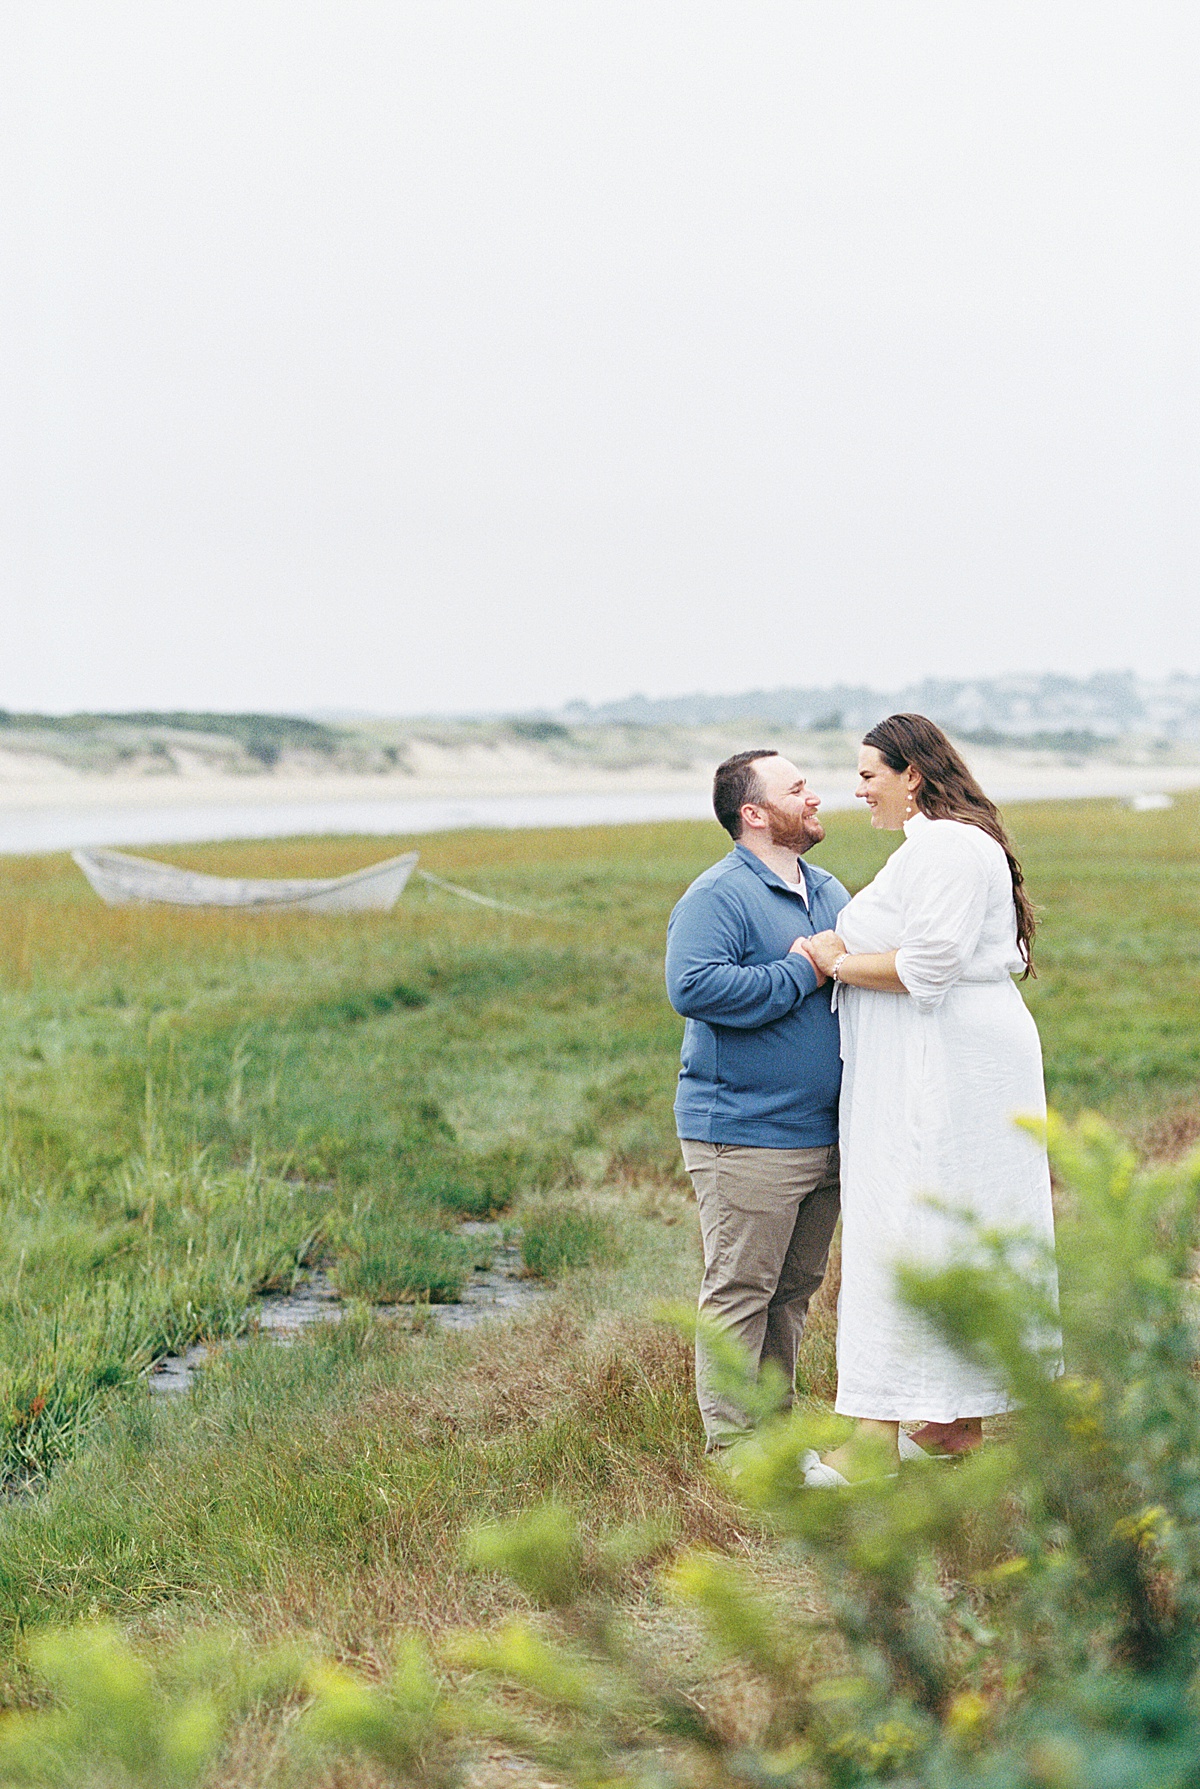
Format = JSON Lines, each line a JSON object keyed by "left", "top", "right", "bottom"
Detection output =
{"left": 833, "top": 812, "right": 1057, "bottom": 1421}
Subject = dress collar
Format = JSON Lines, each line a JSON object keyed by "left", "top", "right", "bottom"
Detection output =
{"left": 903, "top": 811, "right": 931, "bottom": 839}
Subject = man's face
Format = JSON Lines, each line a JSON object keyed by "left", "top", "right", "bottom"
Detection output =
{"left": 744, "top": 756, "right": 825, "bottom": 852}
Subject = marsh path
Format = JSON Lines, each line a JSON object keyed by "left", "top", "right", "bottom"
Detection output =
{"left": 149, "top": 1222, "right": 546, "bottom": 1395}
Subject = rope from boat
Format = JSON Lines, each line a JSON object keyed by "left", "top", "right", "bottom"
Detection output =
{"left": 415, "top": 869, "right": 545, "bottom": 917}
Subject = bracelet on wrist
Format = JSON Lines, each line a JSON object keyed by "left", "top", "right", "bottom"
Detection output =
{"left": 831, "top": 953, "right": 850, "bottom": 983}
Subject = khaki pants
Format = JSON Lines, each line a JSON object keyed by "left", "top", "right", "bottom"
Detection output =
{"left": 681, "top": 1139, "right": 840, "bottom": 1449}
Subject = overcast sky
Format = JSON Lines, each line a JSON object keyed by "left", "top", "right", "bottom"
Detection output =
{"left": 2, "top": 3, "right": 1197, "bottom": 716}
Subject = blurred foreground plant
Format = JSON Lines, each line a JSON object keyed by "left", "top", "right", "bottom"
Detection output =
{"left": 0, "top": 1625, "right": 454, "bottom": 1789}
{"left": 455, "top": 1113, "right": 1200, "bottom": 1787}
{"left": 0, "top": 1625, "right": 299, "bottom": 1788}
{"left": 298, "top": 1633, "right": 457, "bottom": 1786}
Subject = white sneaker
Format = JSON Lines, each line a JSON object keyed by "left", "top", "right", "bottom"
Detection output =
{"left": 898, "top": 1430, "right": 951, "bottom": 1463}
{"left": 800, "top": 1447, "right": 901, "bottom": 1489}
{"left": 800, "top": 1448, "right": 850, "bottom": 1489}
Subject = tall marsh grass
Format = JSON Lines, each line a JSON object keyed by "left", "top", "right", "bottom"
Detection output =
{"left": 0, "top": 798, "right": 1194, "bottom": 1696}
{"left": 519, "top": 1203, "right": 622, "bottom": 1278}
{"left": 8, "top": 1118, "right": 1200, "bottom": 1786}
{"left": 0, "top": 1152, "right": 320, "bottom": 1480}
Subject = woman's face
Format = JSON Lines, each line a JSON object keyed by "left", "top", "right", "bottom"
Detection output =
{"left": 856, "top": 745, "right": 918, "bottom": 830}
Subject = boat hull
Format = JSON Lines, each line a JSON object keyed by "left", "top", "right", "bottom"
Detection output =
{"left": 72, "top": 848, "right": 420, "bottom": 913}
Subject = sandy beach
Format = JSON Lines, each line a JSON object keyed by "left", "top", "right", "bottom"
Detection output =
{"left": 0, "top": 740, "right": 728, "bottom": 811}
{"left": 3, "top": 736, "right": 1200, "bottom": 811}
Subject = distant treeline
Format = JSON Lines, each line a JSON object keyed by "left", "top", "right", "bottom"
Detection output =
{"left": 0, "top": 711, "right": 344, "bottom": 767}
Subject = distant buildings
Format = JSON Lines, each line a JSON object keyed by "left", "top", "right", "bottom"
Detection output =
{"left": 561, "top": 673, "right": 1200, "bottom": 742}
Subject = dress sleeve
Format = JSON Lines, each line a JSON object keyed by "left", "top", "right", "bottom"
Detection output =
{"left": 894, "top": 828, "right": 990, "bottom": 1011}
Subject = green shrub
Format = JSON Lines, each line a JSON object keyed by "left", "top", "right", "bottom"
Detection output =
{"left": 459, "top": 1114, "right": 1200, "bottom": 1787}
{"left": 520, "top": 1203, "right": 621, "bottom": 1279}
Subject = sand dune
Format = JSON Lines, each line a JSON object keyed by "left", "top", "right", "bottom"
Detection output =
{"left": 0, "top": 736, "right": 1197, "bottom": 818}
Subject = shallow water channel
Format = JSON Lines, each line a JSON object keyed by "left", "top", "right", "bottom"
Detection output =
{"left": 148, "top": 1223, "right": 546, "bottom": 1395}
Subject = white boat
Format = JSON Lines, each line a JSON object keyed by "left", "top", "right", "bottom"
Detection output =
{"left": 72, "top": 846, "right": 420, "bottom": 914}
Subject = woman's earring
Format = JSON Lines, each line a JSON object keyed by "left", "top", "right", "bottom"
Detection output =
{"left": 905, "top": 791, "right": 916, "bottom": 820}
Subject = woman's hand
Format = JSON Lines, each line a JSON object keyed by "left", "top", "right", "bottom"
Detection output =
{"left": 803, "top": 931, "right": 848, "bottom": 974}
{"left": 789, "top": 935, "right": 828, "bottom": 987}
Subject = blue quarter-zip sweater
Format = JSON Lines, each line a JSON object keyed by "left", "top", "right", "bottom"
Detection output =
{"left": 665, "top": 845, "right": 850, "bottom": 1148}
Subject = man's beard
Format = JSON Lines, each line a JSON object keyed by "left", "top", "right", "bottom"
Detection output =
{"left": 761, "top": 799, "right": 824, "bottom": 853}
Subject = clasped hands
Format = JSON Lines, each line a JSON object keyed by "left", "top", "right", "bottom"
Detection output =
{"left": 789, "top": 929, "right": 846, "bottom": 986}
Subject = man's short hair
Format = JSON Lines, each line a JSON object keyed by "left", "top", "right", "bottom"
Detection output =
{"left": 713, "top": 749, "right": 778, "bottom": 840}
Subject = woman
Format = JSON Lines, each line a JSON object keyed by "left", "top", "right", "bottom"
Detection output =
{"left": 796, "top": 714, "right": 1057, "bottom": 1482}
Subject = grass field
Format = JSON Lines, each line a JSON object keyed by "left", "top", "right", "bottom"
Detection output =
{"left": 0, "top": 795, "right": 1196, "bottom": 1763}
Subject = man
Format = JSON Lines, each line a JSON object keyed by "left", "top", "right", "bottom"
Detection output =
{"left": 665, "top": 749, "right": 849, "bottom": 1449}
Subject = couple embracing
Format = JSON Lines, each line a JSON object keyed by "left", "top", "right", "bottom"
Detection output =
{"left": 665, "top": 713, "right": 1057, "bottom": 1483}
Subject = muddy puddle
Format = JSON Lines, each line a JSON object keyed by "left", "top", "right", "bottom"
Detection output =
{"left": 149, "top": 1222, "right": 546, "bottom": 1395}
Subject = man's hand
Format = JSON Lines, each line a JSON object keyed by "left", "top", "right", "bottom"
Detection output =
{"left": 802, "top": 930, "right": 848, "bottom": 975}
{"left": 789, "top": 935, "right": 828, "bottom": 986}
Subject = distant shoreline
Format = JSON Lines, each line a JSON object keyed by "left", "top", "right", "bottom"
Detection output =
{"left": 1, "top": 749, "right": 1198, "bottom": 855}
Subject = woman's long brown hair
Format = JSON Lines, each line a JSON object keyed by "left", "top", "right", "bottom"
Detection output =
{"left": 862, "top": 712, "right": 1036, "bottom": 977}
